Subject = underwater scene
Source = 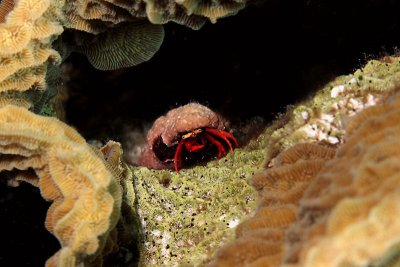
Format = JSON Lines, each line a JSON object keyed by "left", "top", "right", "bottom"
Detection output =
{"left": 1, "top": 0, "right": 400, "bottom": 266}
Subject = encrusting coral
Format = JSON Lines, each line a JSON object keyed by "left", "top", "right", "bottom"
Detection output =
{"left": 0, "top": 104, "right": 122, "bottom": 266}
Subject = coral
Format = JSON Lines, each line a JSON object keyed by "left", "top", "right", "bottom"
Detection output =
{"left": 143, "top": 0, "right": 246, "bottom": 26}
{"left": 0, "top": 105, "right": 122, "bottom": 266}
{"left": 209, "top": 143, "right": 336, "bottom": 267}
{"left": 209, "top": 58, "right": 400, "bottom": 267}
{"left": 64, "top": 0, "right": 246, "bottom": 32}
{"left": 3, "top": 0, "right": 400, "bottom": 266}
{"left": 72, "top": 22, "right": 165, "bottom": 70}
{"left": 63, "top": 0, "right": 164, "bottom": 71}
{"left": 138, "top": 103, "right": 233, "bottom": 170}
{"left": 0, "top": 0, "right": 14, "bottom": 23}
{"left": 283, "top": 89, "right": 400, "bottom": 267}
{"left": 264, "top": 59, "right": 400, "bottom": 163}
{"left": 0, "top": 1, "right": 254, "bottom": 266}
{"left": 63, "top": 0, "right": 247, "bottom": 70}
{"left": 99, "top": 140, "right": 144, "bottom": 266}
{"left": 0, "top": 0, "right": 64, "bottom": 112}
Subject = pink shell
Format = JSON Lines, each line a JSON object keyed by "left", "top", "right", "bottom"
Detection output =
{"left": 146, "top": 103, "right": 227, "bottom": 148}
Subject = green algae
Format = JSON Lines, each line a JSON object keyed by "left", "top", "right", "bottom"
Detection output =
{"left": 131, "top": 145, "right": 265, "bottom": 266}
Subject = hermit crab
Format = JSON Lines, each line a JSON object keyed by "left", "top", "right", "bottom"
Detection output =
{"left": 139, "top": 103, "right": 238, "bottom": 172}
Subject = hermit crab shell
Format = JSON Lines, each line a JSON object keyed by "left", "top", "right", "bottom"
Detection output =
{"left": 146, "top": 103, "right": 228, "bottom": 148}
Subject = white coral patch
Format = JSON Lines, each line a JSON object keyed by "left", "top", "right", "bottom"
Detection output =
{"left": 227, "top": 218, "right": 240, "bottom": 228}
{"left": 301, "top": 111, "right": 309, "bottom": 120}
{"left": 331, "top": 85, "right": 345, "bottom": 98}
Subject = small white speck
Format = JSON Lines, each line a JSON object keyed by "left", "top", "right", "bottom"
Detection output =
{"left": 331, "top": 85, "right": 345, "bottom": 98}
{"left": 151, "top": 230, "right": 161, "bottom": 237}
{"left": 301, "top": 111, "right": 309, "bottom": 120}
{"left": 227, "top": 218, "right": 241, "bottom": 228}
{"left": 349, "top": 77, "right": 357, "bottom": 84}
{"left": 366, "top": 94, "right": 378, "bottom": 107}
{"left": 303, "top": 124, "right": 317, "bottom": 138}
{"left": 348, "top": 98, "right": 361, "bottom": 110}
{"left": 320, "top": 113, "right": 334, "bottom": 123}
{"left": 327, "top": 136, "right": 340, "bottom": 144}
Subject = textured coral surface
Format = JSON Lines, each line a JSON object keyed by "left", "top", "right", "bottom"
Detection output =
{"left": 209, "top": 143, "right": 337, "bottom": 267}
{"left": 284, "top": 89, "right": 400, "bottom": 267}
{"left": 0, "top": 105, "right": 122, "bottom": 266}
{"left": 0, "top": 0, "right": 63, "bottom": 111}
{"left": 209, "top": 62, "right": 400, "bottom": 267}
{"left": 0, "top": 0, "right": 251, "bottom": 265}
{"left": 3, "top": 0, "right": 400, "bottom": 266}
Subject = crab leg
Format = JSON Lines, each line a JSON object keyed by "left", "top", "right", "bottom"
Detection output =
{"left": 204, "top": 133, "right": 226, "bottom": 158}
{"left": 205, "top": 128, "right": 239, "bottom": 151}
{"left": 184, "top": 138, "right": 206, "bottom": 152}
{"left": 174, "top": 138, "right": 186, "bottom": 172}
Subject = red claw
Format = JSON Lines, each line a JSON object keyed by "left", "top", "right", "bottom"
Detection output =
{"left": 173, "top": 127, "right": 239, "bottom": 173}
{"left": 204, "top": 133, "right": 226, "bottom": 158}
{"left": 204, "top": 128, "right": 239, "bottom": 151}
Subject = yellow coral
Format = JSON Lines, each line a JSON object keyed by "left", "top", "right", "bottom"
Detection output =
{"left": 285, "top": 90, "right": 400, "bottom": 267}
{"left": 0, "top": 0, "right": 63, "bottom": 108}
{"left": 210, "top": 143, "right": 336, "bottom": 267}
{"left": 0, "top": 105, "right": 122, "bottom": 266}
{"left": 0, "top": 0, "right": 15, "bottom": 23}
{"left": 65, "top": 0, "right": 247, "bottom": 33}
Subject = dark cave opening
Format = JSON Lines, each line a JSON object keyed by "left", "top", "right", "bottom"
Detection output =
{"left": 63, "top": 0, "right": 400, "bottom": 149}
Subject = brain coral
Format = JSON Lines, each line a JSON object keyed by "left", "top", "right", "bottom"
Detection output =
{"left": 63, "top": 0, "right": 248, "bottom": 70}
{"left": 208, "top": 143, "right": 337, "bottom": 267}
{"left": 0, "top": 104, "right": 122, "bottom": 266}
{"left": 0, "top": 0, "right": 63, "bottom": 112}
{"left": 283, "top": 88, "right": 400, "bottom": 267}
{"left": 65, "top": 0, "right": 246, "bottom": 32}
{"left": 0, "top": 0, "right": 254, "bottom": 266}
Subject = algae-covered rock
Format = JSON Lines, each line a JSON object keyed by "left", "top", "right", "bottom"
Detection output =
{"left": 265, "top": 58, "right": 400, "bottom": 161}
{"left": 132, "top": 144, "right": 265, "bottom": 266}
